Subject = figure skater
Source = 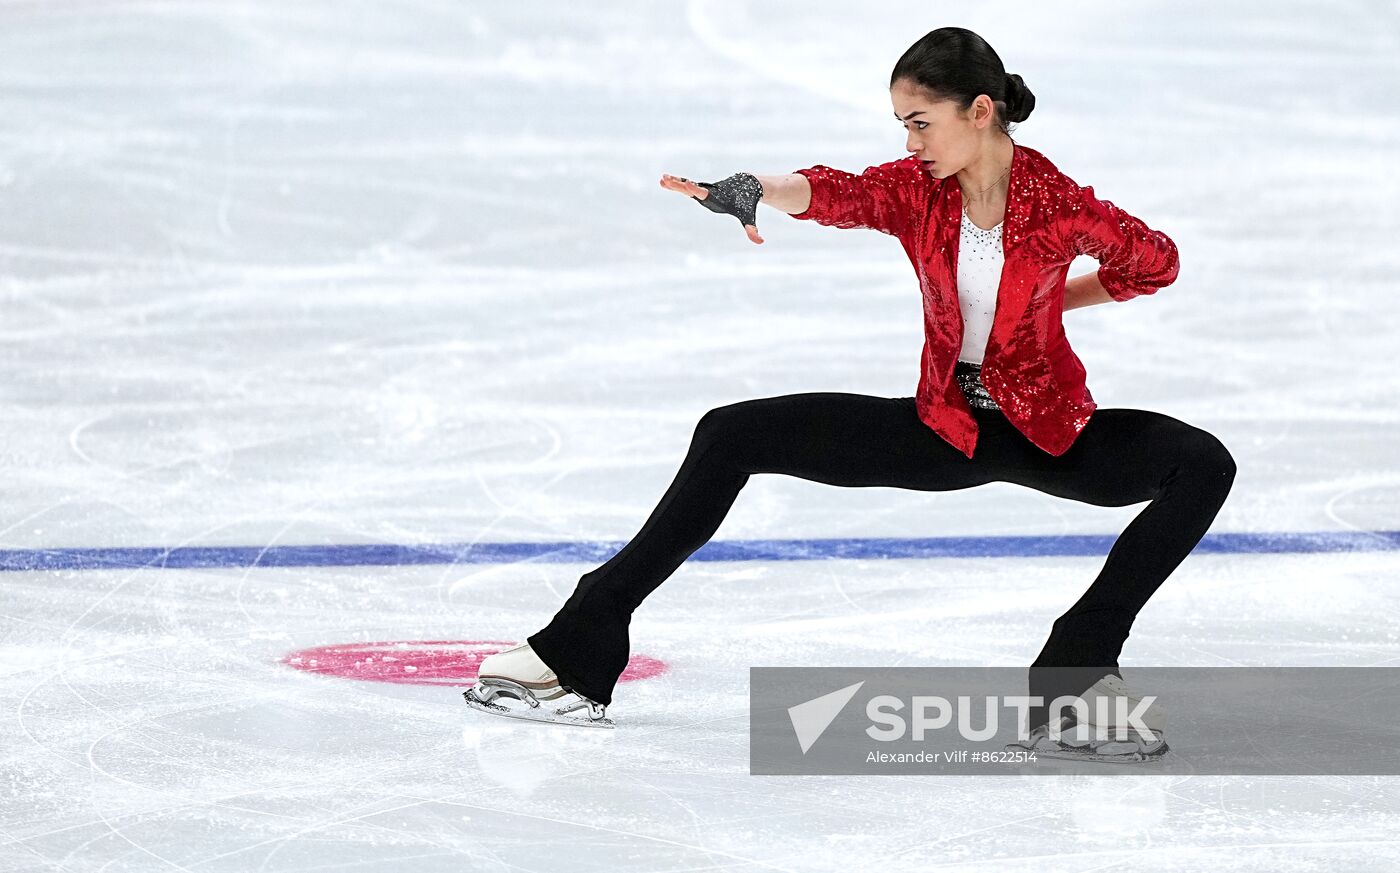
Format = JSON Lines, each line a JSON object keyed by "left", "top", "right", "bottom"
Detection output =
{"left": 465, "top": 27, "right": 1235, "bottom": 760}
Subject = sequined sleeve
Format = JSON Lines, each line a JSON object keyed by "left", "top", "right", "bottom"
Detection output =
{"left": 1069, "top": 185, "right": 1180, "bottom": 302}
{"left": 788, "top": 156, "right": 926, "bottom": 238}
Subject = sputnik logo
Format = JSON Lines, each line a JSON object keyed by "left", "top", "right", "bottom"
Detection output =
{"left": 787, "top": 681, "right": 865, "bottom": 754}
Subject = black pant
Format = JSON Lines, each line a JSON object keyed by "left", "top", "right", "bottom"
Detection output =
{"left": 529, "top": 393, "right": 1236, "bottom": 726}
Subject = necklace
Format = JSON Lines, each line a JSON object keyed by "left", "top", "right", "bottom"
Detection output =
{"left": 960, "top": 164, "right": 1011, "bottom": 214}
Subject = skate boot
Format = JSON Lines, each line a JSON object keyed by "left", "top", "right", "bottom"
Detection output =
{"left": 463, "top": 642, "right": 613, "bottom": 729}
{"left": 1007, "top": 673, "right": 1168, "bottom": 763}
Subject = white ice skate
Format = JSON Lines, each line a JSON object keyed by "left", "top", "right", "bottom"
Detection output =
{"left": 463, "top": 642, "right": 614, "bottom": 729}
{"left": 1007, "top": 673, "right": 1168, "bottom": 764}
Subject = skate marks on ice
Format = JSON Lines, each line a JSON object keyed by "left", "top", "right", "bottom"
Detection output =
{"left": 461, "top": 719, "right": 618, "bottom": 797}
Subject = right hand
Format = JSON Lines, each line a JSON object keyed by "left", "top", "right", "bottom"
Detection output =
{"left": 660, "top": 172, "right": 765, "bottom": 244}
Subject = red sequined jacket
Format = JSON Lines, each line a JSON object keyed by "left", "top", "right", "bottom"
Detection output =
{"left": 789, "top": 142, "right": 1179, "bottom": 458}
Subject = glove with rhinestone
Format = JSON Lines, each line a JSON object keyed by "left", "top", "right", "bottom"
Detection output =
{"left": 660, "top": 171, "right": 765, "bottom": 244}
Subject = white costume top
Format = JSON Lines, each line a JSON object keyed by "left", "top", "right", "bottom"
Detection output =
{"left": 956, "top": 208, "right": 1004, "bottom": 366}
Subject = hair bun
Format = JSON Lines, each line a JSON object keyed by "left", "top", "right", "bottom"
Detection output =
{"left": 1003, "top": 72, "right": 1035, "bottom": 123}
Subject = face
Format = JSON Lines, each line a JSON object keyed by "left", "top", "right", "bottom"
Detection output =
{"left": 891, "top": 78, "right": 997, "bottom": 179}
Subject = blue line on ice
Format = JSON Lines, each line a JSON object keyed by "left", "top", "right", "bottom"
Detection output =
{"left": 1, "top": 531, "right": 1396, "bottom": 572}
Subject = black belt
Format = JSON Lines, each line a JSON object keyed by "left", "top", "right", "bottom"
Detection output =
{"left": 954, "top": 360, "right": 1001, "bottom": 411}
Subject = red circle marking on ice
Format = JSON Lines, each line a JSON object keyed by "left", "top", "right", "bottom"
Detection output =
{"left": 279, "top": 640, "right": 667, "bottom": 686}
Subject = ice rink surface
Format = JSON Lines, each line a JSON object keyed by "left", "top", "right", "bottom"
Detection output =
{"left": 2, "top": 0, "right": 1399, "bottom": 869}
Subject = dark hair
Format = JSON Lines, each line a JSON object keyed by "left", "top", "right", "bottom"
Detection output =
{"left": 890, "top": 27, "right": 1035, "bottom": 136}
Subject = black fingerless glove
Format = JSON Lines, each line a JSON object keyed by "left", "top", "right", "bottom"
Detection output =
{"left": 691, "top": 172, "right": 764, "bottom": 229}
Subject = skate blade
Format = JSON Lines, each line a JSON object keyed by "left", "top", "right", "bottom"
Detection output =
{"left": 463, "top": 688, "right": 614, "bottom": 729}
{"left": 1005, "top": 739, "right": 1169, "bottom": 765}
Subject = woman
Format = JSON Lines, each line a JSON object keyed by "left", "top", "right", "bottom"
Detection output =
{"left": 465, "top": 27, "right": 1236, "bottom": 757}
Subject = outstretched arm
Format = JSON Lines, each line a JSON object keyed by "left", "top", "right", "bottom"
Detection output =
{"left": 660, "top": 157, "right": 926, "bottom": 243}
